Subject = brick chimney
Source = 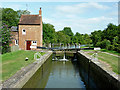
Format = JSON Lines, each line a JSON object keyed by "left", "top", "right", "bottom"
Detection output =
{"left": 39, "top": 7, "right": 42, "bottom": 16}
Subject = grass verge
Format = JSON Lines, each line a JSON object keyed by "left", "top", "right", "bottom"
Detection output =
{"left": 86, "top": 52, "right": 119, "bottom": 74}
{"left": 100, "top": 49, "right": 120, "bottom": 56}
{"left": 2, "top": 50, "right": 45, "bottom": 81}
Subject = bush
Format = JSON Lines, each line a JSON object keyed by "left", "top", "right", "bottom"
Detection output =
{"left": 1, "top": 24, "right": 12, "bottom": 54}
{"left": 100, "top": 39, "right": 111, "bottom": 49}
{"left": 108, "top": 45, "right": 115, "bottom": 50}
{"left": 118, "top": 44, "right": 120, "bottom": 53}
{"left": 113, "top": 43, "right": 118, "bottom": 51}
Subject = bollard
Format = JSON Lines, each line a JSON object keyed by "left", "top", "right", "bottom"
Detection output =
{"left": 25, "top": 57, "right": 28, "bottom": 61}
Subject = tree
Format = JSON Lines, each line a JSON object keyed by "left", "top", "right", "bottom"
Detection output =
{"left": 2, "top": 8, "right": 19, "bottom": 27}
{"left": 74, "top": 32, "right": 82, "bottom": 44}
{"left": 17, "top": 10, "right": 30, "bottom": 18}
{"left": 62, "top": 27, "right": 74, "bottom": 37}
{"left": 62, "top": 27, "right": 74, "bottom": 44}
{"left": 56, "top": 31, "right": 70, "bottom": 44}
{"left": 102, "top": 23, "right": 118, "bottom": 42}
{"left": 91, "top": 30, "right": 102, "bottom": 46}
{"left": 43, "top": 23, "right": 57, "bottom": 44}
{"left": 73, "top": 36, "right": 78, "bottom": 44}
{"left": 90, "top": 23, "right": 119, "bottom": 52}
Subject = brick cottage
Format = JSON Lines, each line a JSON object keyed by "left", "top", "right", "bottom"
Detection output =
{"left": 10, "top": 8, "right": 43, "bottom": 50}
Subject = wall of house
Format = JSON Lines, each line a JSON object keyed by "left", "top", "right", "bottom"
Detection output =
{"left": 10, "top": 32, "right": 18, "bottom": 46}
{"left": 19, "top": 25, "right": 42, "bottom": 50}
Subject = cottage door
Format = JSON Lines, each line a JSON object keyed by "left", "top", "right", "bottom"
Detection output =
{"left": 26, "top": 41, "right": 31, "bottom": 50}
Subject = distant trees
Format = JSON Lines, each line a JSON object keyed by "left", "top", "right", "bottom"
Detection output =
{"left": 43, "top": 23, "right": 92, "bottom": 46}
{"left": 91, "top": 23, "right": 119, "bottom": 52}
{"left": 43, "top": 23, "right": 119, "bottom": 53}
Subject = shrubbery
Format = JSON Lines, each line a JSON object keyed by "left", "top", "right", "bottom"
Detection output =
{"left": 1, "top": 24, "right": 12, "bottom": 54}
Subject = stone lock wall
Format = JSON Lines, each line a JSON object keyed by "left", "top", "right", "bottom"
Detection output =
{"left": 77, "top": 51, "right": 120, "bottom": 89}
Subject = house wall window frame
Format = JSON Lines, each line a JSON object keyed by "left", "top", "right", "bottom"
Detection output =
{"left": 15, "top": 40, "right": 18, "bottom": 45}
{"left": 32, "top": 41, "right": 37, "bottom": 45}
{"left": 22, "top": 29, "right": 26, "bottom": 35}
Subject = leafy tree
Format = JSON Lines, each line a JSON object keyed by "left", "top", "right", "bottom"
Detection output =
{"left": 17, "top": 10, "right": 30, "bottom": 18}
{"left": 91, "top": 30, "right": 102, "bottom": 46}
{"left": 43, "top": 23, "right": 57, "bottom": 44}
{"left": 113, "top": 36, "right": 119, "bottom": 45}
{"left": 102, "top": 23, "right": 118, "bottom": 42}
{"left": 2, "top": 8, "right": 19, "bottom": 27}
{"left": 91, "top": 23, "right": 119, "bottom": 52}
{"left": 56, "top": 31, "right": 70, "bottom": 44}
{"left": 62, "top": 27, "right": 74, "bottom": 37}
{"left": 62, "top": 27, "right": 74, "bottom": 44}
{"left": 73, "top": 36, "right": 78, "bottom": 44}
{"left": 74, "top": 32, "right": 82, "bottom": 44}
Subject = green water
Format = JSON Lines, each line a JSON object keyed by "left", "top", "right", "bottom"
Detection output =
{"left": 22, "top": 53, "right": 86, "bottom": 89}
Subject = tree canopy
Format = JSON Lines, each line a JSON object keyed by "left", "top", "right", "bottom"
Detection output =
{"left": 2, "top": 8, "right": 30, "bottom": 27}
{"left": 2, "top": 8, "right": 19, "bottom": 27}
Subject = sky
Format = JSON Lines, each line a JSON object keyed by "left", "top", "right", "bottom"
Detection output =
{"left": 1, "top": 1, "right": 118, "bottom": 34}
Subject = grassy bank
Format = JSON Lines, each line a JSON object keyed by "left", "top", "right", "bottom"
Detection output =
{"left": 100, "top": 49, "right": 120, "bottom": 56}
{"left": 84, "top": 51, "right": 119, "bottom": 74}
{"left": 83, "top": 49, "right": 119, "bottom": 56}
{"left": 2, "top": 50, "right": 45, "bottom": 81}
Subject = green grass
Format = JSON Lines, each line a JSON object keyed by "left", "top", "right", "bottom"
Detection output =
{"left": 83, "top": 49, "right": 119, "bottom": 56}
{"left": 2, "top": 50, "right": 45, "bottom": 81}
{"left": 86, "top": 52, "right": 119, "bottom": 74}
{"left": 100, "top": 49, "right": 120, "bottom": 56}
{"left": 80, "top": 46, "right": 89, "bottom": 48}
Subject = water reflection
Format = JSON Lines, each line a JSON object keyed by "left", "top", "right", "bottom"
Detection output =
{"left": 45, "top": 61, "right": 86, "bottom": 88}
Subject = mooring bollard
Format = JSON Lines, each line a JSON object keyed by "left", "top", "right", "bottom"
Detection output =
{"left": 25, "top": 57, "right": 28, "bottom": 61}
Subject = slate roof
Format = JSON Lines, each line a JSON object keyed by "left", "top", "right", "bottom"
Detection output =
{"left": 19, "top": 15, "right": 41, "bottom": 25}
{"left": 11, "top": 26, "right": 18, "bottom": 32}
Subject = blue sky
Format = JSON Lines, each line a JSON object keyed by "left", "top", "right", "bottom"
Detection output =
{"left": 1, "top": 2, "right": 118, "bottom": 34}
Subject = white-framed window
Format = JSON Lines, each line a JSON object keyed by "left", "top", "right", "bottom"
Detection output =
{"left": 22, "top": 29, "right": 26, "bottom": 35}
{"left": 15, "top": 40, "right": 18, "bottom": 45}
{"left": 32, "top": 41, "right": 37, "bottom": 45}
